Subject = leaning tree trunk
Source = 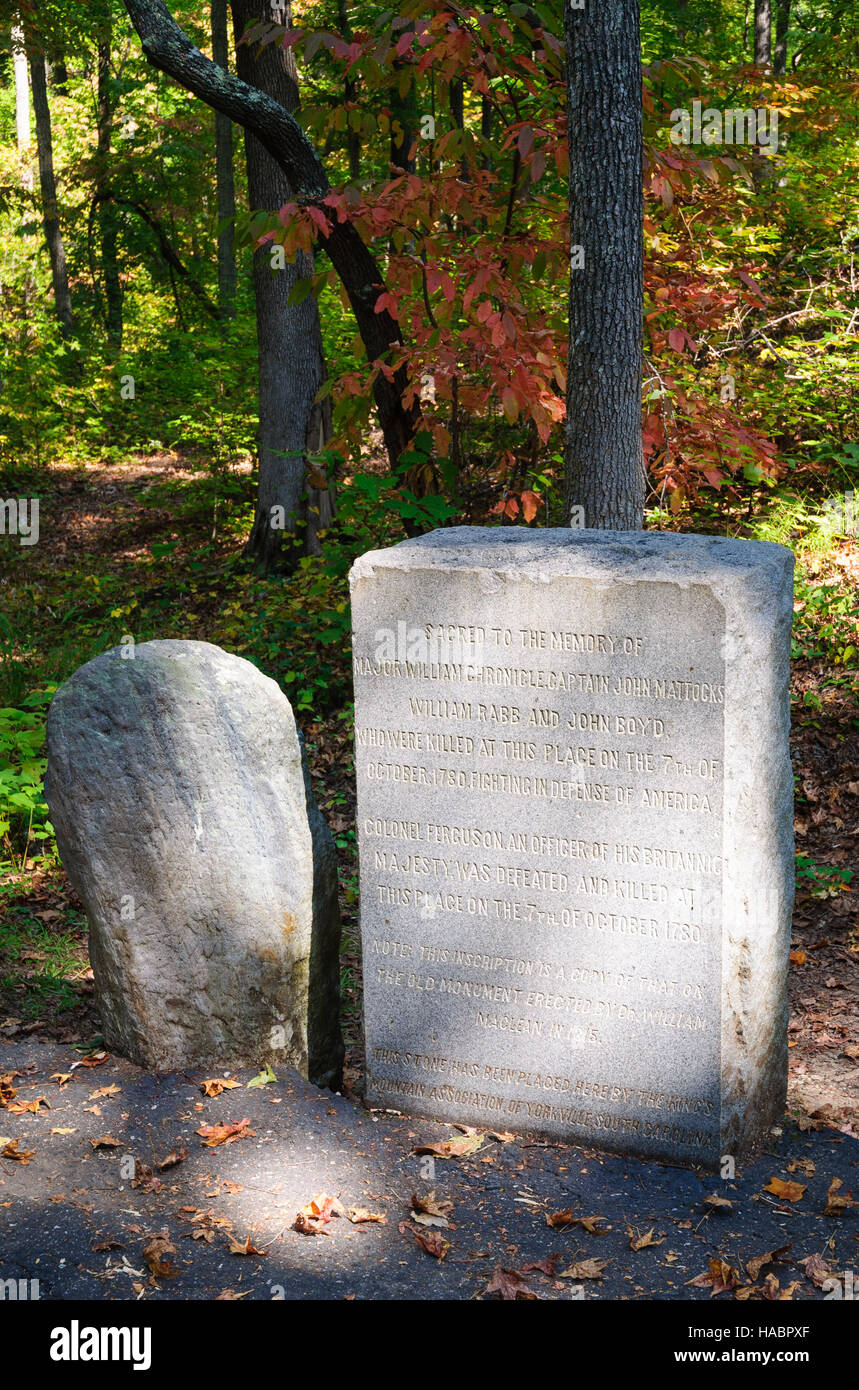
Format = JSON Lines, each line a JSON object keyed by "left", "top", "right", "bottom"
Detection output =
{"left": 211, "top": 0, "right": 237, "bottom": 318}
{"left": 97, "top": 34, "right": 123, "bottom": 350}
{"left": 122, "top": 0, "right": 419, "bottom": 489}
{"left": 29, "top": 50, "right": 75, "bottom": 336}
{"left": 232, "top": 0, "right": 334, "bottom": 569}
{"left": 564, "top": 0, "right": 645, "bottom": 530}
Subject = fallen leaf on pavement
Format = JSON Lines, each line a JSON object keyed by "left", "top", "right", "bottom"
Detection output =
{"left": 156, "top": 1146, "right": 187, "bottom": 1171}
{"left": 559, "top": 1258, "right": 610, "bottom": 1280}
{"left": 347, "top": 1207, "right": 386, "bottom": 1224}
{"left": 142, "top": 1236, "right": 179, "bottom": 1279}
{"left": 483, "top": 1266, "right": 538, "bottom": 1299}
{"left": 800, "top": 1253, "right": 832, "bottom": 1287}
{"left": 413, "top": 1133, "right": 484, "bottom": 1159}
{"left": 787, "top": 1158, "right": 816, "bottom": 1176}
{"left": 1, "top": 1139, "right": 35, "bottom": 1163}
{"left": 196, "top": 1118, "right": 254, "bottom": 1147}
{"left": 746, "top": 1244, "right": 792, "bottom": 1281}
{"left": 825, "top": 1177, "right": 858, "bottom": 1216}
{"left": 89, "top": 1085, "right": 121, "bottom": 1101}
{"left": 763, "top": 1177, "right": 806, "bottom": 1202}
{"left": 90, "top": 1135, "right": 122, "bottom": 1150}
{"left": 228, "top": 1235, "right": 268, "bottom": 1256}
{"left": 246, "top": 1065, "right": 276, "bottom": 1089}
{"left": 7, "top": 1095, "right": 50, "bottom": 1114}
{"left": 627, "top": 1226, "right": 665, "bottom": 1251}
{"left": 687, "top": 1258, "right": 741, "bottom": 1296}
{"left": 410, "top": 1191, "right": 452, "bottom": 1227}
{"left": 200, "top": 1078, "right": 240, "bottom": 1098}
{"left": 703, "top": 1193, "right": 733, "bottom": 1210}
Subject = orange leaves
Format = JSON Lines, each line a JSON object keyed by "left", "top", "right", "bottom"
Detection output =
{"left": 687, "top": 1257, "right": 741, "bottom": 1296}
{"left": 292, "top": 1192, "right": 345, "bottom": 1235}
{"left": 196, "top": 1118, "right": 254, "bottom": 1148}
{"left": 1, "top": 1139, "right": 34, "bottom": 1163}
{"left": 763, "top": 1176, "right": 806, "bottom": 1202}
{"left": 200, "top": 1078, "right": 240, "bottom": 1098}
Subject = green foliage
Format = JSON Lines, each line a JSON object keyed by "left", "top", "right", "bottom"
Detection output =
{"left": 0, "top": 688, "right": 56, "bottom": 868}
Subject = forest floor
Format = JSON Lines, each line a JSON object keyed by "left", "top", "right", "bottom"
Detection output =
{"left": 1, "top": 455, "right": 858, "bottom": 1298}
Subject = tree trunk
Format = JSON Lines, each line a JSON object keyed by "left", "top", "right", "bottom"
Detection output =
{"left": 50, "top": 56, "right": 69, "bottom": 95}
{"left": 97, "top": 35, "right": 123, "bottom": 350}
{"left": 754, "top": 0, "right": 772, "bottom": 67}
{"left": 564, "top": 0, "right": 644, "bottom": 530}
{"left": 29, "top": 51, "right": 75, "bottom": 336}
{"left": 773, "top": 0, "right": 790, "bottom": 74}
{"left": 232, "top": 0, "right": 334, "bottom": 569}
{"left": 211, "top": 0, "right": 237, "bottom": 318}
{"left": 11, "top": 18, "right": 30, "bottom": 151}
{"left": 123, "top": 0, "right": 419, "bottom": 511}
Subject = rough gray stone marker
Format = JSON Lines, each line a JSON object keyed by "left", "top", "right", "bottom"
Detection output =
{"left": 350, "top": 529, "right": 794, "bottom": 1166}
{"left": 45, "top": 640, "right": 343, "bottom": 1086}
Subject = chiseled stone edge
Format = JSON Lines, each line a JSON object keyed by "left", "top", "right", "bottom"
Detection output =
{"left": 350, "top": 529, "right": 794, "bottom": 1164}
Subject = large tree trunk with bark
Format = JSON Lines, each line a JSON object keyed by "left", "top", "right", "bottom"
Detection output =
{"left": 28, "top": 49, "right": 75, "bottom": 336}
{"left": 231, "top": 0, "right": 333, "bottom": 569}
{"left": 211, "top": 0, "right": 237, "bottom": 318}
{"left": 97, "top": 33, "right": 123, "bottom": 350}
{"left": 564, "top": 0, "right": 645, "bottom": 530}
{"left": 122, "top": 0, "right": 419, "bottom": 514}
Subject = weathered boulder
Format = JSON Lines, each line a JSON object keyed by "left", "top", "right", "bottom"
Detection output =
{"left": 45, "top": 640, "right": 343, "bottom": 1086}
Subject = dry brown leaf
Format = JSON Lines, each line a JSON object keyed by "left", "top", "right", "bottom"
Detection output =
{"left": 704, "top": 1193, "right": 733, "bottom": 1210}
{"left": 559, "top": 1258, "right": 610, "bottom": 1280}
{"left": 156, "top": 1145, "right": 187, "bottom": 1171}
{"left": 89, "top": 1135, "right": 122, "bottom": 1150}
{"left": 412, "top": 1133, "right": 484, "bottom": 1159}
{"left": 89, "top": 1084, "right": 121, "bottom": 1101}
{"left": 627, "top": 1226, "right": 665, "bottom": 1251}
{"left": 196, "top": 1118, "right": 254, "bottom": 1147}
{"left": 746, "top": 1244, "right": 792, "bottom": 1281}
{"left": 200, "top": 1078, "right": 241, "bottom": 1098}
{"left": 763, "top": 1177, "right": 806, "bottom": 1202}
{"left": 410, "top": 1190, "right": 452, "bottom": 1227}
{"left": 228, "top": 1235, "right": 268, "bottom": 1256}
{"left": 142, "top": 1236, "right": 179, "bottom": 1279}
{"left": 7, "top": 1095, "right": 50, "bottom": 1115}
{"left": 786, "top": 1158, "right": 816, "bottom": 1177}
{"left": 412, "top": 1226, "right": 450, "bottom": 1259}
{"left": 800, "top": 1253, "right": 832, "bottom": 1287}
{"left": 483, "top": 1266, "right": 537, "bottom": 1299}
{"left": 347, "top": 1207, "right": 386, "bottom": 1224}
{"left": 687, "top": 1258, "right": 741, "bottom": 1296}
{"left": 824, "top": 1176, "right": 858, "bottom": 1217}
{"left": 1, "top": 1139, "right": 35, "bottom": 1163}
{"left": 79, "top": 1049, "right": 110, "bottom": 1067}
